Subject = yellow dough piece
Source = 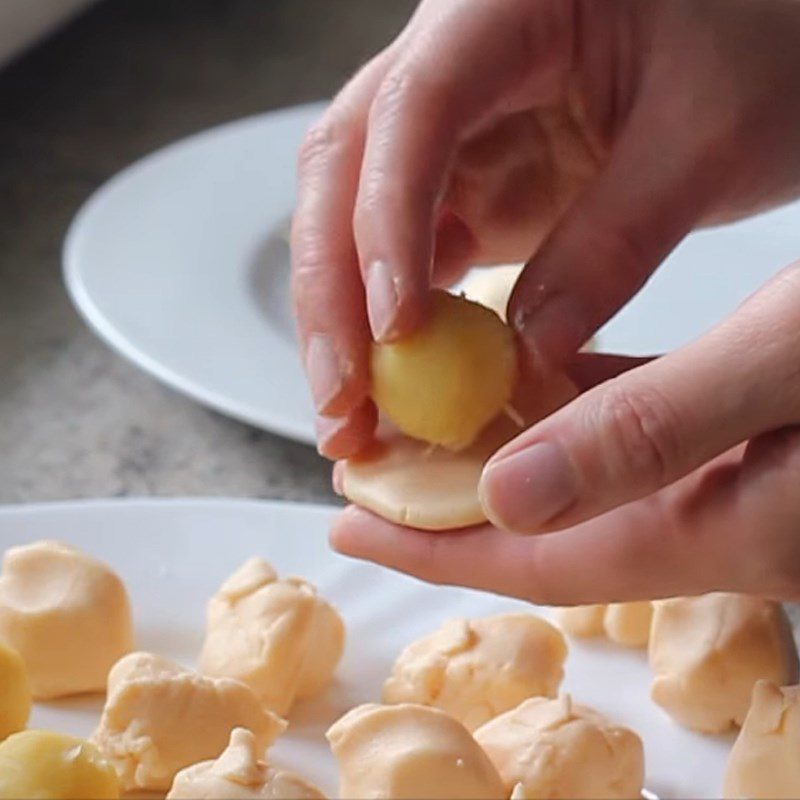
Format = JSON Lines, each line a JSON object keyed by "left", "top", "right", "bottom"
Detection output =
{"left": 371, "top": 290, "right": 517, "bottom": 450}
{"left": 198, "top": 557, "right": 344, "bottom": 715}
{"left": 0, "top": 540, "right": 134, "bottom": 699}
{"left": 474, "top": 695, "right": 645, "bottom": 800}
{"left": 0, "top": 730, "right": 119, "bottom": 800}
{"left": 382, "top": 614, "right": 567, "bottom": 731}
{"left": 343, "top": 372, "right": 578, "bottom": 530}
{"left": 724, "top": 680, "right": 800, "bottom": 799}
{"left": 327, "top": 703, "right": 505, "bottom": 800}
{"left": 90, "top": 652, "right": 286, "bottom": 793}
{"left": 649, "top": 593, "right": 799, "bottom": 733}
{"left": 0, "top": 640, "right": 30, "bottom": 741}
{"left": 167, "top": 727, "right": 326, "bottom": 799}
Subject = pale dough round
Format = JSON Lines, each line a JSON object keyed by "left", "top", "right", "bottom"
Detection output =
{"left": 343, "top": 373, "right": 578, "bottom": 530}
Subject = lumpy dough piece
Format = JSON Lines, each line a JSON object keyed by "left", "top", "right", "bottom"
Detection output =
{"left": 0, "top": 540, "right": 134, "bottom": 699}
{"left": 603, "top": 602, "right": 653, "bottom": 648}
{"left": 0, "top": 640, "right": 30, "bottom": 741}
{"left": 724, "top": 680, "right": 800, "bottom": 799}
{"left": 554, "top": 606, "right": 607, "bottom": 638}
{"left": 343, "top": 373, "right": 578, "bottom": 530}
{"left": 460, "top": 265, "right": 523, "bottom": 322}
{"left": 90, "top": 652, "right": 286, "bottom": 793}
{"left": 198, "top": 557, "right": 344, "bottom": 715}
{"left": 382, "top": 614, "right": 567, "bottom": 731}
{"left": 0, "top": 730, "right": 119, "bottom": 800}
{"left": 167, "top": 727, "right": 325, "bottom": 799}
{"left": 371, "top": 290, "right": 517, "bottom": 450}
{"left": 474, "top": 695, "right": 644, "bottom": 800}
{"left": 327, "top": 703, "right": 504, "bottom": 799}
{"left": 649, "top": 593, "right": 799, "bottom": 733}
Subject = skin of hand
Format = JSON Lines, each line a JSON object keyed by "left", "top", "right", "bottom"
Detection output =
{"left": 292, "top": 0, "right": 800, "bottom": 602}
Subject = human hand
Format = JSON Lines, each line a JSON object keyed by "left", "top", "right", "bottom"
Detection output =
{"left": 331, "top": 261, "right": 800, "bottom": 602}
{"left": 292, "top": 0, "right": 800, "bottom": 459}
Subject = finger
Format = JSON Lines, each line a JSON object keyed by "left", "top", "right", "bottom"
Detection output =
{"left": 507, "top": 94, "right": 734, "bottom": 373}
{"left": 291, "top": 49, "right": 394, "bottom": 418}
{"left": 332, "top": 432, "right": 800, "bottom": 603}
{"left": 315, "top": 401, "right": 378, "bottom": 460}
{"left": 481, "top": 262, "right": 800, "bottom": 533}
{"left": 566, "top": 352, "right": 657, "bottom": 392}
{"left": 352, "top": 0, "right": 575, "bottom": 342}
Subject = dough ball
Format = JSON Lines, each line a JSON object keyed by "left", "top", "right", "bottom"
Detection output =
{"left": 649, "top": 593, "right": 799, "bottom": 733}
{"left": 0, "top": 640, "right": 30, "bottom": 741}
{"left": 198, "top": 557, "right": 344, "bottom": 715}
{"left": 343, "top": 374, "right": 578, "bottom": 531}
{"left": 603, "top": 602, "right": 653, "bottom": 649}
{"left": 91, "top": 652, "right": 285, "bottom": 792}
{"left": 383, "top": 614, "right": 567, "bottom": 731}
{"left": 0, "top": 540, "right": 134, "bottom": 698}
{"left": 554, "top": 606, "right": 607, "bottom": 638}
{"left": 0, "top": 730, "right": 119, "bottom": 800}
{"left": 371, "top": 290, "right": 517, "bottom": 450}
{"left": 474, "top": 695, "right": 645, "bottom": 800}
{"left": 724, "top": 680, "right": 800, "bottom": 799}
{"left": 167, "top": 727, "right": 325, "bottom": 799}
{"left": 327, "top": 703, "right": 504, "bottom": 799}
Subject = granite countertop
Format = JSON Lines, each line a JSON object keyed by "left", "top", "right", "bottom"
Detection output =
{"left": 0, "top": 0, "right": 415, "bottom": 504}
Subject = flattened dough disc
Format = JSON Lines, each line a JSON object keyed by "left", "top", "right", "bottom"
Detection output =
{"left": 342, "top": 373, "right": 578, "bottom": 530}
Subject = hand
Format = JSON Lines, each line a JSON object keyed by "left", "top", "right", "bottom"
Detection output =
{"left": 292, "top": 0, "right": 800, "bottom": 458}
{"left": 332, "top": 262, "right": 800, "bottom": 602}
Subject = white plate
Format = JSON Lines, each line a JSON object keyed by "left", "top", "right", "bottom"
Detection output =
{"left": 3, "top": 497, "right": 735, "bottom": 798}
{"left": 63, "top": 102, "right": 800, "bottom": 445}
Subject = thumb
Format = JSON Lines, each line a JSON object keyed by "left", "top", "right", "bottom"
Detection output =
{"left": 480, "top": 261, "right": 800, "bottom": 533}
{"left": 507, "top": 103, "right": 726, "bottom": 371}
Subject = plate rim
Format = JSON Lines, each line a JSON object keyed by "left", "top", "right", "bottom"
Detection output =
{"left": 62, "top": 102, "right": 327, "bottom": 446}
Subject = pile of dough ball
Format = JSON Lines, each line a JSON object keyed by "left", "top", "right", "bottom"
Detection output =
{"left": 2, "top": 530, "right": 800, "bottom": 800}
{"left": 0, "top": 542, "right": 338, "bottom": 799}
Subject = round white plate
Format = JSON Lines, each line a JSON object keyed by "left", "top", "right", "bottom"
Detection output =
{"left": 1, "top": 497, "right": 738, "bottom": 798}
{"left": 64, "top": 103, "right": 800, "bottom": 445}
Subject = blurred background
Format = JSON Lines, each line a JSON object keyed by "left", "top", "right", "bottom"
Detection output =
{"left": 0, "top": 0, "right": 415, "bottom": 504}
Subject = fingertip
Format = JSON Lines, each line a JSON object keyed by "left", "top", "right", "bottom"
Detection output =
{"left": 316, "top": 400, "right": 378, "bottom": 459}
{"left": 365, "top": 260, "right": 430, "bottom": 343}
{"left": 329, "top": 505, "right": 371, "bottom": 555}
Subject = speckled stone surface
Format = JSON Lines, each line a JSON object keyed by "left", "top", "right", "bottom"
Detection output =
{"left": 0, "top": 0, "right": 415, "bottom": 504}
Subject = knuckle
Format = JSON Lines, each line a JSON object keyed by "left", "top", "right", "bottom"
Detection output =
{"left": 593, "top": 383, "right": 682, "bottom": 487}
{"left": 296, "top": 112, "right": 349, "bottom": 178}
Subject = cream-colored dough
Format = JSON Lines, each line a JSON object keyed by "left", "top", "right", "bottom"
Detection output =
{"left": 0, "top": 540, "right": 133, "bottom": 699}
{"left": 327, "top": 703, "right": 505, "bottom": 799}
{"left": 382, "top": 614, "right": 567, "bottom": 731}
{"left": 91, "top": 652, "right": 285, "bottom": 793}
{"left": 474, "top": 695, "right": 645, "bottom": 800}
{"left": 649, "top": 593, "right": 799, "bottom": 733}
{"left": 198, "top": 557, "right": 344, "bottom": 715}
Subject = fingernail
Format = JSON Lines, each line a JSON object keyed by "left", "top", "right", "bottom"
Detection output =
{"left": 366, "top": 260, "right": 399, "bottom": 342}
{"left": 331, "top": 461, "right": 345, "bottom": 495}
{"left": 315, "top": 415, "right": 345, "bottom": 458}
{"left": 479, "top": 441, "right": 578, "bottom": 532}
{"left": 306, "top": 334, "right": 343, "bottom": 414}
